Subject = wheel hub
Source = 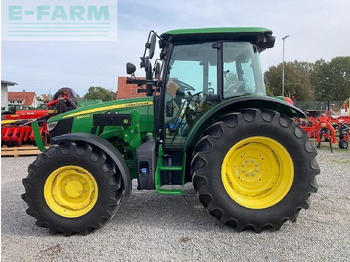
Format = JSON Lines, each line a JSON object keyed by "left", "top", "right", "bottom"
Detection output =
{"left": 65, "top": 181, "right": 83, "bottom": 198}
{"left": 44, "top": 166, "right": 98, "bottom": 218}
{"left": 222, "top": 136, "right": 294, "bottom": 209}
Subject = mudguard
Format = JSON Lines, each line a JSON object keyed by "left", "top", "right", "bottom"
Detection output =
{"left": 52, "top": 133, "right": 132, "bottom": 196}
{"left": 185, "top": 96, "right": 306, "bottom": 149}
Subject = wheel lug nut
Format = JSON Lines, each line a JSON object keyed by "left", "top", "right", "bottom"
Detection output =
{"left": 251, "top": 159, "right": 255, "bottom": 163}
{"left": 242, "top": 164, "right": 245, "bottom": 167}
{"left": 256, "top": 169, "right": 259, "bottom": 172}
{"left": 255, "top": 163, "right": 259, "bottom": 167}
{"left": 246, "top": 173, "right": 249, "bottom": 177}
{"left": 252, "top": 173, "right": 255, "bottom": 176}
{"left": 242, "top": 169, "right": 245, "bottom": 173}
{"left": 246, "top": 159, "right": 249, "bottom": 163}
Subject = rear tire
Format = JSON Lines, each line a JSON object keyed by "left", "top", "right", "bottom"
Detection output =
{"left": 191, "top": 109, "right": 319, "bottom": 232}
{"left": 22, "top": 142, "right": 124, "bottom": 236}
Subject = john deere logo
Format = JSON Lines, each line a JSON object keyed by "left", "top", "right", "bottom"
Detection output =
{"left": 123, "top": 119, "right": 129, "bottom": 124}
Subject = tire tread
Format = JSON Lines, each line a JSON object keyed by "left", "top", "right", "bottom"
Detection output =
{"left": 22, "top": 142, "right": 125, "bottom": 236}
{"left": 192, "top": 109, "right": 320, "bottom": 232}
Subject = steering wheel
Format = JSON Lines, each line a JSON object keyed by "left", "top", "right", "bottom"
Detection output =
{"left": 225, "top": 81, "right": 245, "bottom": 94}
{"left": 173, "top": 79, "right": 196, "bottom": 91}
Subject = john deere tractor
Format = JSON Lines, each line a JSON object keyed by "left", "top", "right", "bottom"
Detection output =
{"left": 22, "top": 28, "right": 319, "bottom": 235}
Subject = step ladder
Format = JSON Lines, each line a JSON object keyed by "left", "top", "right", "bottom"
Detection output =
{"left": 155, "top": 146, "right": 184, "bottom": 195}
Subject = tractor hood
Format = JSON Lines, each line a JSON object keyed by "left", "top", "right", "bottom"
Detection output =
{"left": 48, "top": 96, "right": 154, "bottom": 123}
{"left": 47, "top": 96, "right": 154, "bottom": 139}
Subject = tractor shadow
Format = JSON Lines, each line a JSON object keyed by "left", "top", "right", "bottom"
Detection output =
{"left": 108, "top": 182, "right": 231, "bottom": 232}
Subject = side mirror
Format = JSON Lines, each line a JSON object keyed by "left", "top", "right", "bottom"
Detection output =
{"left": 149, "top": 33, "right": 157, "bottom": 59}
{"left": 166, "top": 101, "right": 174, "bottom": 117}
{"left": 126, "top": 62, "right": 136, "bottom": 75}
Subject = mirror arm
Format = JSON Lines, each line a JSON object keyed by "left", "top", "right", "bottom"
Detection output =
{"left": 126, "top": 78, "right": 163, "bottom": 87}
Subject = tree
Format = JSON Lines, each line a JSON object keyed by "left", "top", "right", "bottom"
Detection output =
{"left": 264, "top": 57, "right": 350, "bottom": 102}
{"left": 84, "top": 86, "right": 116, "bottom": 102}
{"left": 264, "top": 61, "right": 315, "bottom": 101}
{"left": 311, "top": 57, "right": 350, "bottom": 101}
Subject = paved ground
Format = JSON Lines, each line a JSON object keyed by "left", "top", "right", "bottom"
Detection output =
{"left": 1, "top": 145, "right": 350, "bottom": 261}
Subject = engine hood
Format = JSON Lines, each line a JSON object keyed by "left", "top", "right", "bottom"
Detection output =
{"left": 48, "top": 96, "right": 153, "bottom": 123}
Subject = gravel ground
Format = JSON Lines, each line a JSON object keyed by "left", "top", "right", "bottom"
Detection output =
{"left": 1, "top": 146, "right": 350, "bottom": 261}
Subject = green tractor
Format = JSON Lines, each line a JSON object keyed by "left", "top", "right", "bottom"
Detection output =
{"left": 22, "top": 27, "right": 319, "bottom": 235}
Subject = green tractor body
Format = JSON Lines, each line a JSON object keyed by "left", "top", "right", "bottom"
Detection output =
{"left": 23, "top": 27, "right": 319, "bottom": 235}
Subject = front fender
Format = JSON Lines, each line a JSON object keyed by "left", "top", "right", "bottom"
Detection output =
{"left": 185, "top": 96, "right": 306, "bottom": 149}
{"left": 52, "top": 133, "right": 131, "bottom": 196}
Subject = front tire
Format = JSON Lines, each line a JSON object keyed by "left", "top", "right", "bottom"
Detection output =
{"left": 22, "top": 142, "right": 124, "bottom": 236}
{"left": 191, "top": 109, "right": 319, "bottom": 232}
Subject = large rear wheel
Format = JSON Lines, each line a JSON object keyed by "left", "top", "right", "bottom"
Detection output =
{"left": 191, "top": 109, "right": 319, "bottom": 232}
{"left": 22, "top": 142, "right": 124, "bottom": 236}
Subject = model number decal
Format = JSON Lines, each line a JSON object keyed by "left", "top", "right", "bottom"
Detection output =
{"left": 76, "top": 114, "right": 91, "bottom": 120}
{"left": 124, "top": 102, "right": 152, "bottom": 108}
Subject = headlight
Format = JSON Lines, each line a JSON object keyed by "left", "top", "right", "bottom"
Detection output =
{"left": 47, "top": 121, "right": 58, "bottom": 131}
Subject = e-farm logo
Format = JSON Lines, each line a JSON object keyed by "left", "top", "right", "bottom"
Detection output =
{"left": 2, "top": 0, "right": 117, "bottom": 41}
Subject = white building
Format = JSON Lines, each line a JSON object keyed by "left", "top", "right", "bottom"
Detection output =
{"left": 1, "top": 80, "right": 18, "bottom": 111}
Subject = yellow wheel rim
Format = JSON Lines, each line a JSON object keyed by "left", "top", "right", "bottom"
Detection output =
{"left": 44, "top": 166, "right": 98, "bottom": 218}
{"left": 221, "top": 136, "right": 294, "bottom": 209}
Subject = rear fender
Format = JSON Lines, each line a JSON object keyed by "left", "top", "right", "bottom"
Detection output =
{"left": 185, "top": 96, "right": 306, "bottom": 149}
{"left": 52, "top": 133, "right": 131, "bottom": 196}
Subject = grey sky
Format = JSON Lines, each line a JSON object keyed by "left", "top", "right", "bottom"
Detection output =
{"left": 2, "top": 0, "right": 350, "bottom": 96}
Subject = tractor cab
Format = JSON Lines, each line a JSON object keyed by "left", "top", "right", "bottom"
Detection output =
{"left": 126, "top": 27, "right": 280, "bottom": 193}
{"left": 127, "top": 28, "right": 275, "bottom": 148}
{"left": 160, "top": 29, "right": 274, "bottom": 147}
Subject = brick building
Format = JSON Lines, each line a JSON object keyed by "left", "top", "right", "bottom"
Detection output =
{"left": 117, "top": 77, "right": 146, "bottom": 99}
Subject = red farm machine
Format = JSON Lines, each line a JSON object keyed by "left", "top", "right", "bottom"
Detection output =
{"left": 297, "top": 98, "right": 350, "bottom": 150}
{"left": 1, "top": 88, "right": 78, "bottom": 148}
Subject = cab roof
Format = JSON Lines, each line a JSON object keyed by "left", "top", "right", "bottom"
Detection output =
{"left": 162, "top": 27, "right": 271, "bottom": 36}
{"left": 160, "top": 27, "right": 273, "bottom": 49}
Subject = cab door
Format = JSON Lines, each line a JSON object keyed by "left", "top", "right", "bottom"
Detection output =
{"left": 163, "top": 42, "right": 218, "bottom": 147}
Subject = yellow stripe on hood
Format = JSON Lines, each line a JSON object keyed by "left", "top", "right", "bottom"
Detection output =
{"left": 63, "top": 101, "right": 153, "bottom": 119}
